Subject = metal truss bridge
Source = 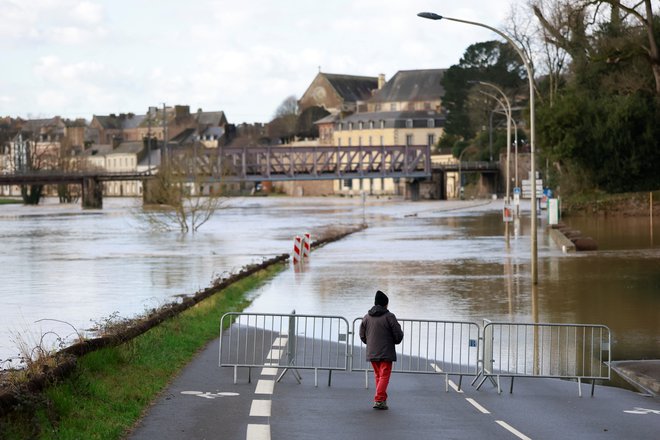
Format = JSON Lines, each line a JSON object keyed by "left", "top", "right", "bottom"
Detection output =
{"left": 187, "top": 144, "right": 432, "bottom": 182}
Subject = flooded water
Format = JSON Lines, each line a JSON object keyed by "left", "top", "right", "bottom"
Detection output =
{"left": 0, "top": 197, "right": 658, "bottom": 368}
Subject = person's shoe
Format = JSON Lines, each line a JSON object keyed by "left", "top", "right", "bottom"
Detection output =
{"left": 373, "top": 401, "right": 388, "bottom": 410}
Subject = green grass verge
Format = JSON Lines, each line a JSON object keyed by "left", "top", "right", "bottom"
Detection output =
{"left": 0, "top": 263, "right": 284, "bottom": 439}
{"left": 0, "top": 199, "right": 22, "bottom": 205}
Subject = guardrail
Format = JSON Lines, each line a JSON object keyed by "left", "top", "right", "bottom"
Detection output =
{"left": 475, "top": 322, "right": 611, "bottom": 396}
{"left": 219, "top": 313, "right": 611, "bottom": 396}
{"left": 219, "top": 312, "right": 350, "bottom": 386}
{"left": 352, "top": 318, "right": 480, "bottom": 391}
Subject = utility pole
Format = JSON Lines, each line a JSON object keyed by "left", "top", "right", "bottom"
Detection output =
{"left": 162, "top": 103, "right": 168, "bottom": 164}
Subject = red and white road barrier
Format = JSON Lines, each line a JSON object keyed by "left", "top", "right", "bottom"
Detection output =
{"left": 302, "top": 232, "right": 311, "bottom": 259}
{"left": 292, "top": 236, "right": 303, "bottom": 265}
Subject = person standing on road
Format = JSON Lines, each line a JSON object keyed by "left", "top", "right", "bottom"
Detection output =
{"left": 359, "top": 290, "right": 404, "bottom": 410}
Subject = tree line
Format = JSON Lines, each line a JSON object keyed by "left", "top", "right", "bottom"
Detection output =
{"left": 440, "top": 0, "right": 659, "bottom": 196}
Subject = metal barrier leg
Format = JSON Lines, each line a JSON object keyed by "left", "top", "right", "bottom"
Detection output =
{"left": 314, "top": 368, "right": 318, "bottom": 387}
{"left": 328, "top": 370, "right": 333, "bottom": 387}
{"left": 445, "top": 373, "right": 449, "bottom": 393}
{"left": 364, "top": 370, "right": 369, "bottom": 389}
{"left": 475, "top": 375, "right": 489, "bottom": 390}
{"left": 577, "top": 377, "right": 582, "bottom": 398}
{"left": 277, "top": 366, "right": 302, "bottom": 384}
{"left": 497, "top": 375, "right": 502, "bottom": 394}
{"left": 233, "top": 365, "right": 237, "bottom": 385}
{"left": 591, "top": 380, "right": 595, "bottom": 397}
{"left": 510, "top": 377, "right": 514, "bottom": 394}
{"left": 458, "top": 375, "right": 463, "bottom": 391}
{"left": 471, "top": 371, "right": 483, "bottom": 386}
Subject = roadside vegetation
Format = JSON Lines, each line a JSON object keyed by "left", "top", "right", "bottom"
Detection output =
{"left": 0, "top": 198, "right": 22, "bottom": 205}
{"left": 440, "top": 0, "right": 659, "bottom": 199}
{"left": 0, "top": 263, "right": 284, "bottom": 440}
{"left": 561, "top": 189, "right": 659, "bottom": 216}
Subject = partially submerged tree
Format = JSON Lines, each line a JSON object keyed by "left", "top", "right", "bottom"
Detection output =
{"left": 142, "top": 145, "right": 226, "bottom": 233}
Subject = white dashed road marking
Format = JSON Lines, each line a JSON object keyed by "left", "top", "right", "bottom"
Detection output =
{"left": 246, "top": 423, "right": 270, "bottom": 440}
{"left": 254, "top": 379, "right": 275, "bottom": 395}
{"left": 246, "top": 337, "right": 287, "bottom": 440}
{"left": 261, "top": 367, "right": 278, "bottom": 376}
{"left": 496, "top": 420, "right": 533, "bottom": 440}
{"left": 429, "top": 362, "right": 531, "bottom": 438}
{"left": 430, "top": 363, "right": 464, "bottom": 393}
{"left": 250, "top": 400, "right": 272, "bottom": 417}
{"left": 465, "top": 397, "right": 490, "bottom": 414}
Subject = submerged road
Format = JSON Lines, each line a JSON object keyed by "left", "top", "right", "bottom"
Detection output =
{"left": 128, "top": 331, "right": 660, "bottom": 440}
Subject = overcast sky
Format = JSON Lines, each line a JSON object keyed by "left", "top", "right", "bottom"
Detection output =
{"left": 1, "top": 0, "right": 516, "bottom": 124}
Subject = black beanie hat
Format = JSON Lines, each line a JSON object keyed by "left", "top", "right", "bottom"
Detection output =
{"left": 375, "top": 290, "right": 389, "bottom": 307}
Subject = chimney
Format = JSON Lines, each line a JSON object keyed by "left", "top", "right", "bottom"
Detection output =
{"left": 175, "top": 105, "right": 190, "bottom": 119}
{"left": 378, "top": 73, "right": 386, "bottom": 89}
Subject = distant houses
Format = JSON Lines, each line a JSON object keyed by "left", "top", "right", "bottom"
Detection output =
{"left": 285, "top": 69, "right": 448, "bottom": 196}
{"left": 0, "top": 67, "right": 453, "bottom": 199}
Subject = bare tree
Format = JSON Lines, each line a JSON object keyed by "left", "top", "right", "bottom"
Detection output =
{"left": 141, "top": 146, "right": 226, "bottom": 233}
{"left": 530, "top": 0, "right": 659, "bottom": 95}
{"left": 595, "top": 0, "right": 660, "bottom": 94}
{"left": 507, "top": 1, "right": 571, "bottom": 105}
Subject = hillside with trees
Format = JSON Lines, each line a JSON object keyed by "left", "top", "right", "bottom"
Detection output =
{"left": 442, "top": 0, "right": 659, "bottom": 197}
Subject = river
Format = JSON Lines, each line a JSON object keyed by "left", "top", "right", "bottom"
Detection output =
{"left": 0, "top": 196, "right": 658, "bottom": 369}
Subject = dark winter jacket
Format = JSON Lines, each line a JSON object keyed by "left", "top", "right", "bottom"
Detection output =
{"left": 359, "top": 305, "right": 404, "bottom": 362}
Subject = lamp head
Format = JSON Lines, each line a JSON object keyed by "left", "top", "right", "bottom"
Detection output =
{"left": 417, "top": 12, "right": 443, "bottom": 20}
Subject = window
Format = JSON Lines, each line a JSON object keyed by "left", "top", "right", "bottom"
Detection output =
{"left": 380, "top": 120, "right": 385, "bottom": 129}
{"left": 375, "top": 104, "right": 381, "bottom": 111}
{"left": 427, "top": 119, "right": 435, "bottom": 128}
{"left": 427, "top": 134, "right": 435, "bottom": 147}
{"left": 406, "top": 134, "right": 414, "bottom": 146}
{"left": 390, "top": 103, "right": 397, "bottom": 111}
{"left": 348, "top": 122, "right": 353, "bottom": 131}
{"left": 406, "top": 119, "right": 413, "bottom": 128}
{"left": 369, "top": 121, "right": 374, "bottom": 129}
{"left": 358, "top": 121, "right": 363, "bottom": 130}
{"left": 424, "top": 102, "right": 432, "bottom": 110}
{"left": 337, "top": 123, "right": 343, "bottom": 131}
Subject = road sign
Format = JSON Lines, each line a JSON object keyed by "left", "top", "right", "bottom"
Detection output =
{"left": 521, "top": 179, "right": 543, "bottom": 199}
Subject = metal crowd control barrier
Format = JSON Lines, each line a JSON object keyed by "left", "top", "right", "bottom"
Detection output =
{"left": 352, "top": 318, "right": 480, "bottom": 392}
{"left": 219, "top": 312, "right": 350, "bottom": 387}
{"left": 475, "top": 322, "right": 611, "bottom": 396}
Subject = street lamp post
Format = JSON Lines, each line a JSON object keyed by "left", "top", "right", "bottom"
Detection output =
{"left": 473, "top": 80, "right": 512, "bottom": 204}
{"left": 418, "top": 12, "right": 538, "bottom": 284}
{"left": 457, "top": 145, "right": 478, "bottom": 199}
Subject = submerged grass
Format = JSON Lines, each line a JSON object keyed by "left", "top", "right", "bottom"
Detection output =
{"left": 0, "top": 264, "right": 284, "bottom": 440}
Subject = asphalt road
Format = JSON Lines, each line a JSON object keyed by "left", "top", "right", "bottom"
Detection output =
{"left": 127, "top": 332, "right": 660, "bottom": 440}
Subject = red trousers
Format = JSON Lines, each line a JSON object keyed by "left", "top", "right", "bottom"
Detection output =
{"left": 371, "top": 361, "right": 393, "bottom": 402}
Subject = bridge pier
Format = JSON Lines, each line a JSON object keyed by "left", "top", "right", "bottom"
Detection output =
{"left": 82, "top": 177, "right": 103, "bottom": 209}
{"left": 406, "top": 179, "right": 421, "bottom": 201}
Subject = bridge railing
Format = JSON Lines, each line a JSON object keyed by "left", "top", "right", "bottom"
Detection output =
{"left": 197, "top": 145, "right": 432, "bottom": 182}
{"left": 476, "top": 321, "right": 611, "bottom": 396}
